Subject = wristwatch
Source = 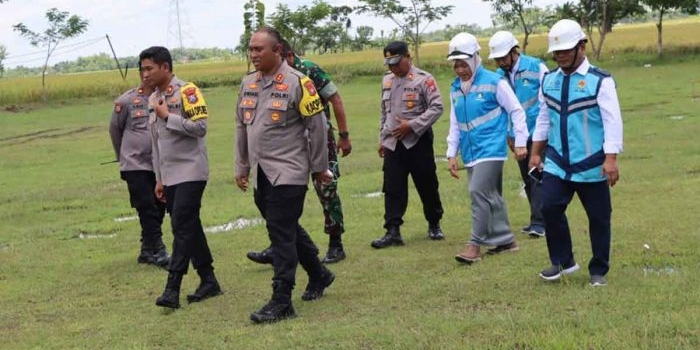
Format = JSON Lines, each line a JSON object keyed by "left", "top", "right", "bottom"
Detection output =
{"left": 338, "top": 131, "right": 349, "bottom": 139}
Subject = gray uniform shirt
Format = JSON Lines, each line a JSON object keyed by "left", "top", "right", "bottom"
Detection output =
{"left": 109, "top": 87, "right": 153, "bottom": 172}
{"left": 235, "top": 61, "right": 328, "bottom": 187}
{"left": 380, "top": 65, "right": 444, "bottom": 151}
{"left": 149, "top": 75, "right": 209, "bottom": 186}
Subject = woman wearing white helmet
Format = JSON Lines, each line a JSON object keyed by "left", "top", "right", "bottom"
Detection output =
{"left": 529, "top": 19, "right": 623, "bottom": 286}
{"left": 488, "top": 30, "right": 550, "bottom": 238}
{"left": 445, "top": 32, "right": 530, "bottom": 264}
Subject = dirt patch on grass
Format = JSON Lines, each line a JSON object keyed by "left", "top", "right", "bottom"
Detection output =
{"left": 0, "top": 128, "right": 61, "bottom": 142}
{"left": 0, "top": 126, "right": 99, "bottom": 147}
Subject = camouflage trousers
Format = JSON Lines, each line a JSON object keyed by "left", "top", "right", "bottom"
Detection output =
{"left": 313, "top": 119, "right": 345, "bottom": 235}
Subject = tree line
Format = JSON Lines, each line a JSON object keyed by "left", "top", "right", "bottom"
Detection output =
{"left": 1, "top": 0, "right": 698, "bottom": 80}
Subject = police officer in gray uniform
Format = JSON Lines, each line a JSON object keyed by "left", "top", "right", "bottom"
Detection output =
{"left": 139, "top": 46, "right": 221, "bottom": 309}
{"left": 371, "top": 41, "right": 446, "bottom": 249}
{"left": 236, "top": 27, "right": 335, "bottom": 324}
{"left": 109, "top": 72, "right": 169, "bottom": 268}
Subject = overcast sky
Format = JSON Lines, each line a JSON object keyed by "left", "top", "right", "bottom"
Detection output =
{"left": 0, "top": 0, "right": 565, "bottom": 68}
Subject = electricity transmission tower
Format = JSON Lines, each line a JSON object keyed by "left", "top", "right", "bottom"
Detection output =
{"left": 167, "top": 0, "right": 192, "bottom": 61}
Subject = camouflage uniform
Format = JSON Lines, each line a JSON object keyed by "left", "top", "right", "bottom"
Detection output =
{"left": 292, "top": 56, "right": 344, "bottom": 236}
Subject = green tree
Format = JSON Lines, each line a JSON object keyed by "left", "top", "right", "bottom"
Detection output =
{"left": 356, "top": 0, "right": 453, "bottom": 66}
{"left": 268, "top": 1, "right": 333, "bottom": 55}
{"left": 0, "top": 44, "right": 7, "bottom": 78}
{"left": 641, "top": 0, "right": 699, "bottom": 55}
{"left": 236, "top": 0, "right": 265, "bottom": 70}
{"left": 553, "top": 0, "right": 644, "bottom": 60}
{"left": 486, "top": 0, "right": 536, "bottom": 53}
{"left": 353, "top": 25, "right": 375, "bottom": 51}
{"left": 13, "top": 7, "right": 88, "bottom": 100}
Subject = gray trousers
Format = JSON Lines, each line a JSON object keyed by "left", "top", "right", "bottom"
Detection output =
{"left": 466, "top": 160, "right": 515, "bottom": 246}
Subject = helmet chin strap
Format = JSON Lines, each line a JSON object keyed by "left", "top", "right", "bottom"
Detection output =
{"left": 563, "top": 42, "right": 581, "bottom": 73}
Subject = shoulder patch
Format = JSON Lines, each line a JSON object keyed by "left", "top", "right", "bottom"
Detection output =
{"left": 114, "top": 103, "right": 123, "bottom": 113}
{"left": 425, "top": 78, "right": 437, "bottom": 93}
{"left": 181, "top": 83, "right": 208, "bottom": 121}
{"left": 299, "top": 76, "right": 323, "bottom": 117}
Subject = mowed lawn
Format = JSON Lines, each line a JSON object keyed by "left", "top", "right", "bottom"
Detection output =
{"left": 1, "top": 59, "right": 699, "bottom": 348}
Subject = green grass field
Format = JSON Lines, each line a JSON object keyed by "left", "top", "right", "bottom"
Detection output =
{"left": 1, "top": 21, "right": 700, "bottom": 350}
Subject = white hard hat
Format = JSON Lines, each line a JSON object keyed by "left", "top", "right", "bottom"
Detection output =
{"left": 447, "top": 32, "right": 480, "bottom": 61}
{"left": 548, "top": 19, "right": 586, "bottom": 53}
{"left": 488, "top": 31, "right": 518, "bottom": 59}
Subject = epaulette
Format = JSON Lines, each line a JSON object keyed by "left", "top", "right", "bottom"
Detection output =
{"left": 288, "top": 69, "right": 306, "bottom": 79}
{"left": 588, "top": 66, "right": 611, "bottom": 78}
{"left": 116, "top": 87, "right": 137, "bottom": 102}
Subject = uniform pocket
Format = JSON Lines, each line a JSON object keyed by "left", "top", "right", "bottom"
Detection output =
{"left": 239, "top": 97, "right": 258, "bottom": 125}
{"left": 401, "top": 92, "right": 423, "bottom": 114}
{"left": 265, "top": 99, "right": 288, "bottom": 126}
{"left": 130, "top": 109, "right": 148, "bottom": 130}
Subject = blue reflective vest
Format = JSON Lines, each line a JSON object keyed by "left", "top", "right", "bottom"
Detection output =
{"left": 497, "top": 54, "right": 544, "bottom": 138}
{"left": 450, "top": 66, "right": 508, "bottom": 165}
{"left": 542, "top": 66, "right": 611, "bottom": 182}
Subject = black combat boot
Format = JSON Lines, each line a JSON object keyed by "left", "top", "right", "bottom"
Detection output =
{"left": 137, "top": 239, "right": 156, "bottom": 265}
{"left": 152, "top": 241, "right": 171, "bottom": 269}
{"left": 301, "top": 267, "right": 335, "bottom": 301}
{"left": 246, "top": 246, "right": 273, "bottom": 264}
{"left": 371, "top": 226, "right": 404, "bottom": 249}
{"left": 187, "top": 266, "right": 222, "bottom": 303}
{"left": 250, "top": 281, "right": 296, "bottom": 324}
{"left": 322, "top": 234, "right": 346, "bottom": 264}
{"left": 155, "top": 272, "right": 183, "bottom": 309}
{"left": 427, "top": 222, "right": 445, "bottom": 240}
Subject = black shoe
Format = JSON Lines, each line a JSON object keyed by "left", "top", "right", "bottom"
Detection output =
{"left": 301, "top": 269, "right": 335, "bottom": 301}
{"left": 250, "top": 299, "right": 296, "bottom": 324}
{"left": 152, "top": 246, "right": 171, "bottom": 269}
{"left": 187, "top": 278, "right": 222, "bottom": 303}
{"left": 321, "top": 246, "right": 346, "bottom": 264}
{"left": 371, "top": 227, "right": 404, "bottom": 249}
{"left": 137, "top": 249, "right": 156, "bottom": 264}
{"left": 156, "top": 289, "right": 180, "bottom": 309}
{"left": 246, "top": 247, "right": 273, "bottom": 265}
{"left": 427, "top": 224, "right": 445, "bottom": 240}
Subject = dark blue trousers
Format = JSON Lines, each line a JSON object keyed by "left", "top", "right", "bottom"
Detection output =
{"left": 540, "top": 172, "right": 612, "bottom": 276}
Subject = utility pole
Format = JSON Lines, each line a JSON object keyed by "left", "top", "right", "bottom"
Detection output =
{"left": 105, "top": 34, "right": 126, "bottom": 81}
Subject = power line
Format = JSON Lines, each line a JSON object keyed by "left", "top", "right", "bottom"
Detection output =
{"left": 4, "top": 36, "right": 105, "bottom": 61}
{"left": 4, "top": 37, "right": 106, "bottom": 66}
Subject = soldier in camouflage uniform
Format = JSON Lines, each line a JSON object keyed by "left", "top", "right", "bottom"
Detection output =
{"left": 246, "top": 39, "right": 352, "bottom": 264}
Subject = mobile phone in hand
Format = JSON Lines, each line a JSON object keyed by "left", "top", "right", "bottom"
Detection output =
{"left": 528, "top": 167, "right": 543, "bottom": 183}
